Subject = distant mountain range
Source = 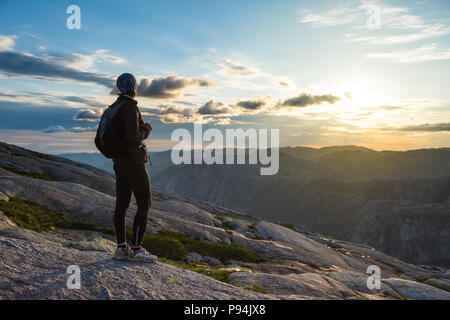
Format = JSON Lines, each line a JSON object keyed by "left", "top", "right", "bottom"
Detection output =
{"left": 59, "top": 146, "right": 450, "bottom": 266}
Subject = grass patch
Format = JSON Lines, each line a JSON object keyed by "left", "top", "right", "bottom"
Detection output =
{"left": 0, "top": 197, "right": 114, "bottom": 233}
{"left": 0, "top": 198, "right": 263, "bottom": 265}
{"left": 161, "top": 258, "right": 233, "bottom": 283}
{"left": 417, "top": 276, "right": 433, "bottom": 283}
{"left": 0, "top": 197, "right": 266, "bottom": 288}
{"left": 240, "top": 283, "right": 268, "bottom": 294}
{"left": 0, "top": 165, "right": 56, "bottom": 181}
{"left": 158, "top": 229, "right": 263, "bottom": 264}
{"left": 152, "top": 192, "right": 174, "bottom": 202}
{"left": 142, "top": 234, "right": 186, "bottom": 261}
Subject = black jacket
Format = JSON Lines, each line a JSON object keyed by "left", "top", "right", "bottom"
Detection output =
{"left": 113, "top": 95, "right": 150, "bottom": 164}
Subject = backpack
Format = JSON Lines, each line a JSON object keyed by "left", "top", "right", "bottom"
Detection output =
{"left": 94, "top": 101, "right": 125, "bottom": 158}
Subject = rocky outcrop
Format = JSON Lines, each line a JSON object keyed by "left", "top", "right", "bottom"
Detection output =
{"left": 0, "top": 235, "right": 281, "bottom": 300}
{"left": 229, "top": 271, "right": 355, "bottom": 299}
{"left": 383, "top": 278, "right": 450, "bottom": 300}
{"left": 0, "top": 141, "right": 449, "bottom": 300}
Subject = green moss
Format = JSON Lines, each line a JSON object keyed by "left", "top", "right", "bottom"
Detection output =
{"left": 142, "top": 235, "right": 186, "bottom": 261}
{"left": 240, "top": 283, "right": 268, "bottom": 294}
{"left": 161, "top": 259, "right": 233, "bottom": 283}
{"left": 417, "top": 276, "right": 433, "bottom": 283}
{"left": 0, "top": 197, "right": 267, "bottom": 290}
{"left": 0, "top": 198, "right": 262, "bottom": 265}
{"left": 248, "top": 221, "right": 258, "bottom": 234}
{"left": 0, "top": 198, "right": 58, "bottom": 232}
{"left": 151, "top": 192, "right": 174, "bottom": 202}
{"left": 0, "top": 165, "right": 56, "bottom": 181}
{"left": 157, "top": 229, "right": 263, "bottom": 264}
{"left": 424, "top": 278, "right": 450, "bottom": 292}
{"left": 0, "top": 197, "right": 114, "bottom": 234}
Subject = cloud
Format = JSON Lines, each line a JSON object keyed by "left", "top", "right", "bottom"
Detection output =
{"left": 198, "top": 54, "right": 293, "bottom": 90}
{"left": 345, "top": 25, "right": 450, "bottom": 45}
{"left": 0, "top": 90, "right": 108, "bottom": 110}
{"left": 298, "top": 6, "right": 359, "bottom": 28}
{"left": 0, "top": 51, "right": 114, "bottom": 87}
{"left": 157, "top": 114, "right": 190, "bottom": 123}
{"left": 235, "top": 96, "right": 271, "bottom": 111}
{"left": 42, "top": 125, "right": 66, "bottom": 133}
{"left": 0, "top": 35, "right": 16, "bottom": 51}
{"left": 45, "top": 53, "right": 96, "bottom": 70}
{"left": 69, "top": 126, "right": 97, "bottom": 133}
{"left": 93, "top": 49, "right": 126, "bottom": 64}
{"left": 366, "top": 44, "right": 450, "bottom": 63}
{"left": 42, "top": 124, "right": 97, "bottom": 133}
{"left": 218, "top": 58, "right": 257, "bottom": 76}
{"left": 172, "top": 100, "right": 197, "bottom": 106}
{"left": 197, "top": 100, "right": 233, "bottom": 115}
{"left": 157, "top": 105, "right": 192, "bottom": 116}
{"left": 73, "top": 108, "right": 103, "bottom": 121}
{"left": 299, "top": 2, "right": 450, "bottom": 57}
{"left": 399, "top": 123, "right": 450, "bottom": 132}
{"left": 61, "top": 96, "right": 105, "bottom": 108}
{"left": 135, "top": 75, "right": 215, "bottom": 99}
{"left": 277, "top": 93, "right": 341, "bottom": 108}
{"left": 42, "top": 50, "right": 125, "bottom": 71}
{"left": 212, "top": 117, "right": 232, "bottom": 126}
{"left": 154, "top": 103, "right": 236, "bottom": 124}
{"left": 154, "top": 104, "right": 197, "bottom": 123}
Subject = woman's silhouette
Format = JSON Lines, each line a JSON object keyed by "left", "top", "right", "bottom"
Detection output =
{"left": 111, "top": 73, "right": 157, "bottom": 263}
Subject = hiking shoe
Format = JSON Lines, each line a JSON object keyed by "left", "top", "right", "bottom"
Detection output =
{"left": 128, "top": 247, "right": 158, "bottom": 263}
{"left": 112, "top": 247, "right": 128, "bottom": 261}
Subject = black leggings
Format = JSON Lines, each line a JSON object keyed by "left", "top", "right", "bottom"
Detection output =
{"left": 113, "top": 161, "right": 151, "bottom": 247}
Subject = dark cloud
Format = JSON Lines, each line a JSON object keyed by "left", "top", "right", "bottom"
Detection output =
{"left": 0, "top": 101, "right": 174, "bottom": 140}
{"left": 73, "top": 109, "right": 102, "bottom": 121}
{"left": 278, "top": 93, "right": 341, "bottom": 108}
{"left": 399, "top": 123, "right": 450, "bottom": 132}
{"left": 0, "top": 92, "right": 18, "bottom": 98}
{"left": 0, "top": 101, "right": 100, "bottom": 132}
{"left": 136, "top": 76, "right": 215, "bottom": 99}
{"left": 237, "top": 100, "right": 265, "bottom": 110}
{"left": 0, "top": 51, "right": 114, "bottom": 87}
{"left": 197, "top": 100, "right": 232, "bottom": 115}
{"left": 236, "top": 97, "right": 270, "bottom": 110}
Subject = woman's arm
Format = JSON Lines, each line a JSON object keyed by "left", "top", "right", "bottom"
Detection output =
{"left": 124, "top": 104, "right": 150, "bottom": 143}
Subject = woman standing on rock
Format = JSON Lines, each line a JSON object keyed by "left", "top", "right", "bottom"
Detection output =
{"left": 111, "top": 73, "right": 157, "bottom": 263}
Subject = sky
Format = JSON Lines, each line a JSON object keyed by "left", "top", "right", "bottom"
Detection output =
{"left": 0, "top": 0, "right": 449, "bottom": 153}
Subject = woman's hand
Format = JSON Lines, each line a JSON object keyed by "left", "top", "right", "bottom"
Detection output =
{"left": 143, "top": 122, "right": 152, "bottom": 132}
